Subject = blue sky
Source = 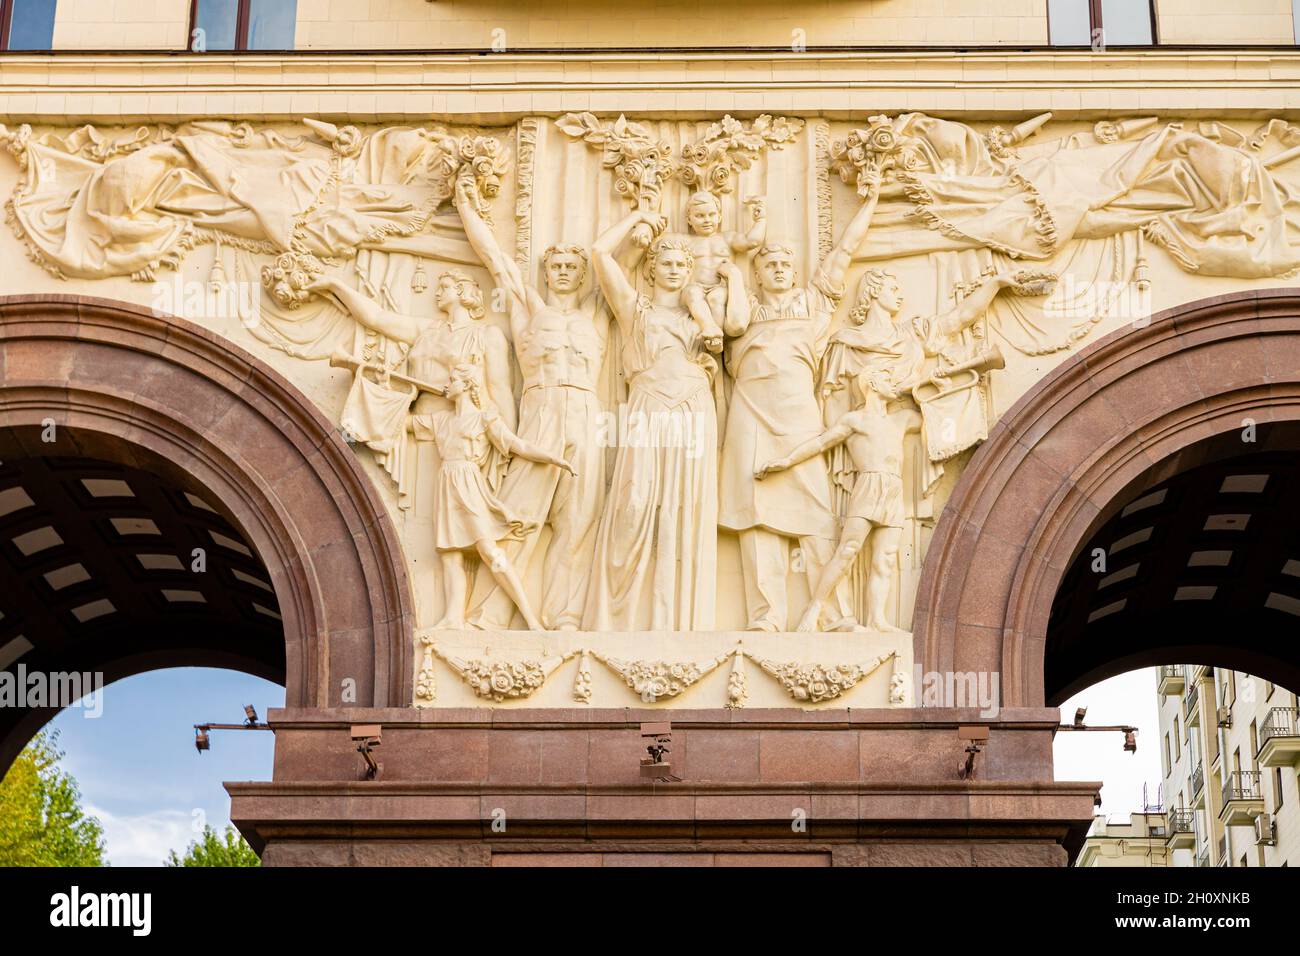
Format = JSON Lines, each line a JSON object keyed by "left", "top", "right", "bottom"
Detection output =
{"left": 46, "top": 668, "right": 282, "bottom": 867}
{"left": 38, "top": 665, "right": 1158, "bottom": 866}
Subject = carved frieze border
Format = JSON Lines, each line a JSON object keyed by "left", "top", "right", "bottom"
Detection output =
{"left": 415, "top": 639, "right": 902, "bottom": 708}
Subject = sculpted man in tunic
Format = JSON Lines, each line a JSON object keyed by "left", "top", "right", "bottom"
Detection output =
{"left": 451, "top": 173, "right": 610, "bottom": 631}
{"left": 718, "top": 171, "right": 884, "bottom": 632}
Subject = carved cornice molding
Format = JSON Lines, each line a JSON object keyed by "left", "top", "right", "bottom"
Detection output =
{"left": 4, "top": 51, "right": 1300, "bottom": 123}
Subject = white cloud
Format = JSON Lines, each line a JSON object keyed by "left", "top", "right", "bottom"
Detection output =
{"left": 85, "top": 804, "right": 204, "bottom": 868}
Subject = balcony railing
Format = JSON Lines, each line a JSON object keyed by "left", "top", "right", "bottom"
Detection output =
{"left": 1222, "top": 770, "right": 1262, "bottom": 805}
{"left": 1191, "top": 762, "right": 1205, "bottom": 798}
{"left": 1261, "top": 707, "right": 1299, "bottom": 745}
{"left": 1259, "top": 706, "right": 1300, "bottom": 768}
{"left": 1158, "top": 665, "right": 1185, "bottom": 695}
{"left": 1165, "top": 808, "right": 1196, "bottom": 849}
{"left": 1184, "top": 679, "right": 1200, "bottom": 722}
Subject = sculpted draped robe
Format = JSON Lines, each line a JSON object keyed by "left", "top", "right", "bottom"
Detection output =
{"left": 7, "top": 124, "right": 467, "bottom": 279}
{"left": 855, "top": 116, "right": 1300, "bottom": 280}
{"left": 583, "top": 297, "right": 718, "bottom": 632}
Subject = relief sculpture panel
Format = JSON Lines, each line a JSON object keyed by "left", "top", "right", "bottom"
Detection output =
{"left": 4, "top": 112, "right": 1299, "bottom": 708}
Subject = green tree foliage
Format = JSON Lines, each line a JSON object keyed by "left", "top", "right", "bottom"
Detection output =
{"left": 165, "top": 824, "right": 260, "bottom": 867}
{"left": 0, "top": 730, "right": 106, "bottom": 867}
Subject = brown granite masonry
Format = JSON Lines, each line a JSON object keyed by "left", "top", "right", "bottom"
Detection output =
{"left": 0, "top": 295, "right": 415, "bottom": 729}
{"left": 914, "top": 289, "right": 1300, "bottom": 707}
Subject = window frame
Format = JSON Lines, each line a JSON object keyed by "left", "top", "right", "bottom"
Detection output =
{"left": 189, "top": 0, "right": 294, "bottom": 52}
{"left": 1048, "top": 0, "right": 1160, "bottom": 48}
{"left": 1, "top": 0, "right": 58, "bottom": 52}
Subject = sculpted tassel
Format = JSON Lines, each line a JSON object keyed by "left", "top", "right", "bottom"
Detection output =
{"left": 208, "top": 237, "right": 228, "bottom": 294}
{"left": 411, "top": 261, "right": 429, "bottom": 294}
{"left": 1134, "top": 228, "right": 1151, "bottom": 293}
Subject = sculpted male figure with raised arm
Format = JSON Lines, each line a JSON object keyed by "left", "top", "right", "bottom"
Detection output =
{"left": 717, "top": 164, "right": 885, "bottom": 632}
{"left": 452, "top": 171, "right": 611, "bottom": 631}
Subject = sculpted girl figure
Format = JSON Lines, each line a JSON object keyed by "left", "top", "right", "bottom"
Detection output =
{"left": 425, "top": 364, "right": 575, "bottom": 632}
{"left": 680, "top": 190, "right": 767, "bottom": 353}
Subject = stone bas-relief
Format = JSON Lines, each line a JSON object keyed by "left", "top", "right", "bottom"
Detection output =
{"left": 6, "top": 112, "right": 1300, "bottom": 705}
{"left": 414, "top": 630, "right": 907, "bottom": 709}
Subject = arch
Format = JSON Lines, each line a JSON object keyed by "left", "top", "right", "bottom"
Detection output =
{"left": 914, "top": 289, "right": 1300, "bottom": 708}
{"left": 0, "top": 294, "right": 414, "bottom": 749}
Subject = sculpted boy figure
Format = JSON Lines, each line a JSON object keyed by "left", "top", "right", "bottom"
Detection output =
{"left": 453, "top": 172, "right": 609, "bottom": 631}
{"left": 756, "top": 371, "right": 921, "bottom": 633}
{"left": 681, "top": 190, "right": 766, "bottom": 352}
{"left": 718, "top": 175, "right": 882, "bottom": 631}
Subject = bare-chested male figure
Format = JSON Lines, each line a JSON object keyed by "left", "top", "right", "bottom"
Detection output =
{"left": 453, "top": 172, "right": 609, "bottom": 630}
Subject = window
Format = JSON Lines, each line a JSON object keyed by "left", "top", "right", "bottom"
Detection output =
{"left": 0, "top": 0, "right": 57, "bottom": 51}
{"left": 189, "top": 0, "right": 295, "bottom": 51}
{"left": 1048, "top": 0, "right": 1157, "bottom": 47}
{"left": 1173, "top": 717, "right": 1181, "bottom": 760}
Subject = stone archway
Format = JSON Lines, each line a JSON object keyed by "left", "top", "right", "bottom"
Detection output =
{"left": 914, "top": 289, "right": 1300, "bottom": 709}
{"left": 0, "top": 294, "right": 413, "bottom": 768}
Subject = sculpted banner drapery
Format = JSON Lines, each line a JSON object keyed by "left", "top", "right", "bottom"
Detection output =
{"left": 6, "top": 111, "right": 1300, "bottom": 704}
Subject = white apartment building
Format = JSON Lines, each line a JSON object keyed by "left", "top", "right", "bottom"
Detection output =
{"left": 1081, "top": 667, "right": 1300, "bottom": 866}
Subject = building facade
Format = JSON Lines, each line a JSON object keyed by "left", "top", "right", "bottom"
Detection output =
{"left": 2, "top": 1, "right": 1300, "bottom": 865}
{"left": 1080, "top": 669, "right": 1300, "bottom": 866}
{"left": 1156, "top": 667, "right": 1300, "bottom": 866}
{"left": 1078, "top": 811, "right": 1174, "bottom": 867}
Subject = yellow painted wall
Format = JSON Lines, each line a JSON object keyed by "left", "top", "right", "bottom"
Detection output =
{"left": 38, "top": 0, "right": 1300, "bottom": 51}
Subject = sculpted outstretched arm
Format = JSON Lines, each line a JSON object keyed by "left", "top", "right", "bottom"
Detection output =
{"left": 720, "top": 260, "right": 750, "bottom": 338}
{"left": 730, "top": 198, "right": 768, "bottom": 253}
{"left": 755, "top": 421, "right": 853, "bottom": 479}
{"left": 927, "top": 271, "right": 1016, "bottom": 347}
{"left": 485, "top": 413, "right": 575, "bottom": 475}
{"left": 315, "top": 277, "right": 423, "bottom": 344}
{"left": 454, "top": 173, "right": 532, "bottom": 337}
{"left": 593, "top": 209, "right": 657, "bottom": 333}
{"left": 816, "top": 167, "right": 882, "bottom": 292}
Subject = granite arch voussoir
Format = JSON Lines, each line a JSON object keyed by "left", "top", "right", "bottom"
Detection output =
{"left": 0, "top": 294, "right": 414, "bottom": 710}
{"left": 915, "top": 289, "right": 1300, "bottom": 708}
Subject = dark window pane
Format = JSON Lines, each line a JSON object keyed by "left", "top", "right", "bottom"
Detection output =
{"left": 7, "top": 0, "right": 58, "bottom": 50}
{"left": 247, "top": 0, "right": 295, "bottom": 50}
{"left": 195, "top": 0, "right": 239, "bottom": 51}
{"left": 1101, "top": 0, "right": 1153, "bottom": 45}
{"left": 1048, "top": 0, "right": 1091, "bottom": 45}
